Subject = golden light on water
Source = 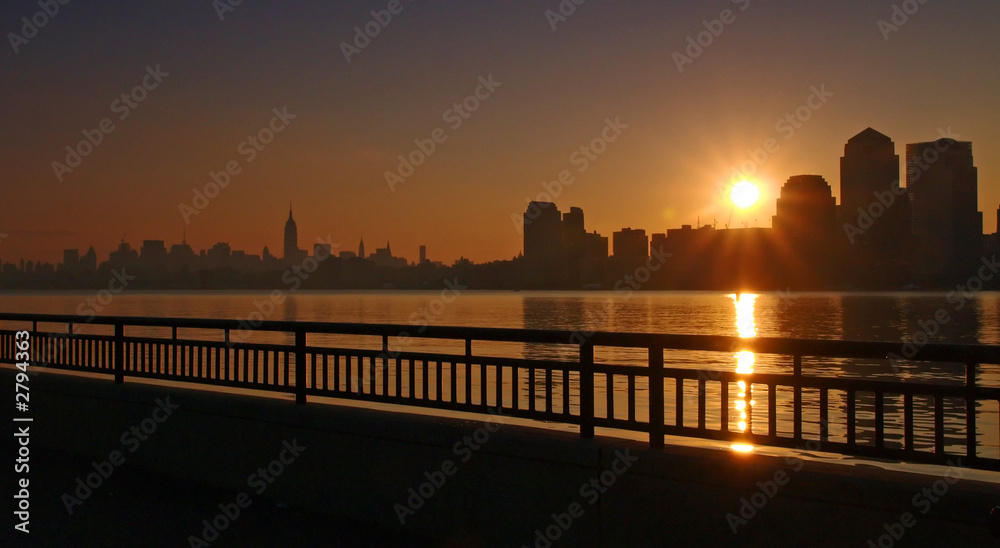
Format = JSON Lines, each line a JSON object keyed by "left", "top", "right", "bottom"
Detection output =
{"left": 730, "top": 293, "right": 758, "bottom": 452}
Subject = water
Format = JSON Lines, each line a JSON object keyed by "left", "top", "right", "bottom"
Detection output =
{"left": 2, "top": 290, "right": 998, "bottom": 458}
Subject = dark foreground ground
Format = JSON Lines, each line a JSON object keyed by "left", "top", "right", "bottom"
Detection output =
{"left": 1, "top": 443, "right": 437, "bottom": 548}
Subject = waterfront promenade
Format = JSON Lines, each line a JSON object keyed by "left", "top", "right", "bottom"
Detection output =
{"left": 3, "top": 312, "right": 1000, "bottom": 545}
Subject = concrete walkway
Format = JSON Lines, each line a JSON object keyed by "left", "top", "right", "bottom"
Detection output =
{"left": 2, "top": 444, "right": 435, "bottom": 548}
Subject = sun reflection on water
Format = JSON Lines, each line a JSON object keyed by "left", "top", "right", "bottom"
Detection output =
{"left": 731, "top": 293, "right": 757, "bottom": 451}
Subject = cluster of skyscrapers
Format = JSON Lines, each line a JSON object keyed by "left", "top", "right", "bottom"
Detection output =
{"left": 523, "top": 128, "right": 988, "bottom": 289}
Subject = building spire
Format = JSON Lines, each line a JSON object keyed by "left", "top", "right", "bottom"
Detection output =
{"left": 288, "top": 202, "right": 293, "bottom": 221}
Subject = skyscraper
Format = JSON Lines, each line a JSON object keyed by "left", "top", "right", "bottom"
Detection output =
{"left": 907, "top": 139, "right": 981, "bottom": 281}
{"left": 523, "top": 201, "right": 567, "bottom": 286}
{"left": 772, "top": 175, "right": 836, "bottom": 237}
{"left": 839, "top": 128, "right": 911, "bottom": 284}
{"left": 284, "top": 204, "right": 300, "bottom": 261}
{"left": 840, "top": 128, "right": 910, "bottom": 239}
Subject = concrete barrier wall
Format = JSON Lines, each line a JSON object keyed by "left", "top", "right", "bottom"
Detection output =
{"left": 10, "top": 368, "right": 998, "bottom": 546}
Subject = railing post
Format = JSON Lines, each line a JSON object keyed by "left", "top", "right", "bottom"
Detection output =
{"left": 295, "top": 329, "right": 307, "bottom": 404}
{"left": 580, "top": 343, "right": 595, "bottom": 439}
{"left": 114, "top": 323, "right": 124, "bottom": 384}
{"left": 649, "top": 346, "right": 664, "bottom": 448}
{"left": 967, "top": 362, "right": 977, "bottom": 461}
{"left": 793, "top": 354, "right": 802, "bottom": 440}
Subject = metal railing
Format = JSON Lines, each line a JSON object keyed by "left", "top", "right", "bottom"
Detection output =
{"left": 2, "top": 312, "right": 999, "bottom": 471}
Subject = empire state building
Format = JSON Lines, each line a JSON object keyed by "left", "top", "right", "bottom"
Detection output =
{"left": 284, "top": 205, "right": 301, "bottom": 261}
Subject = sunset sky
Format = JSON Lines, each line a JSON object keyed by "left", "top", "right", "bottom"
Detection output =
{"left": 2, "top": 0, "right": 999, "bottom": 265}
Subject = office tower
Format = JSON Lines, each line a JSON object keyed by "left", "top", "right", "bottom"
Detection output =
{"left": 140, "top": 240, "right": 167, "bottom": 268}
{"left": 314, "top": 243, "right": 332, "bottom": 258}
{"left": 523, "top": 201, "right": 567, "bottom": 286}
{"left": 419, "top": 245, "right": 426, "bottom": 264}
{"left": 284, "top": 204, "right": 300, "bottom": 261}
{"left": 907, "top": 139, "right": 981, "bottom": 280}
{"left": 62, "top": 249, "right": 79, "bottom": 271}
{"left": 359, "top": 238, "right": 365, "bottom": 259}
{"left": 613, "top": 228, "right": 648, "bottom": 262}
{"left": 840, "top": 128, "right": 910, "bottom": 245}
{"left": 80, "top": 246, "right": 98, "bottom": 271}
{"left": 772, "top": 175, "right": 836, "bottom": 237}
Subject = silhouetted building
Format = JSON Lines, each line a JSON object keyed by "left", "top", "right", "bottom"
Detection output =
{"left": 839, "top": 128, "right": 911, "bottom": 286}
{"left": 140, "top": 240, "right": 167, "bottom": 268}
{"left": 907, "top": 139, "right": 981, "bottom": 282}
{"left": 207, "top": 242, "right": 232, "bottom": 269}
{"left": 107, "top": 240, "right": 139, "bottom": 271}
{"left": 773, "top": 175, "right": 836, "bottom": 237}
{"left": 169, "top": 238, "right": 196, "bottom": 270}
{"left": 314, "top": 243, "right": 332, "bottom": 259}
{"left": 359, "top": 238, "right": 365, "bottom": 259}
{"left": 61, "top": 249, "right": 79, "bottom": 271}
{"left": 613, "top": 228, "right": 648, "bottom": 264}
{"left": 523, "top": 201, "right": 567, "bottom": 286}
{"left": 80, "top": 246, "right": 97, "bottom": 272}
{"left": 283, "top": 205, "right": 305, "bottom": 262}
{"left": 419, "top": 245, "right": 427, "bottom": 264}
{"left": 369, "top": 242, "right": 407, "bottom": 268}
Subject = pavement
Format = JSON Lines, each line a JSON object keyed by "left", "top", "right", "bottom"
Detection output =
{"left": 1, "top": 444, "right": 439, "bottom": 548}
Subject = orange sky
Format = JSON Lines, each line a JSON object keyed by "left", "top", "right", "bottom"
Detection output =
{"left": 2, "top": 1, "right": 999, "bottom": 266}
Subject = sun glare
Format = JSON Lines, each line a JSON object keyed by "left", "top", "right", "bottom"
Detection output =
{"left": 730, "top": 180, "right": 760, "bottom": 209}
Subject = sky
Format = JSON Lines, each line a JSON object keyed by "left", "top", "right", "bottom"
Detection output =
{"left": 2, "top": 0, "right": 999, "bottom": 265}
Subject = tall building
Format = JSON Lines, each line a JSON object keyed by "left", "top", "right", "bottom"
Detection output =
{"left": 80, "top": 246, "right": 98, "bottom": 271}
{"left": 140, "top": 240, "right": 167, "bottom": 268}
{"left": 839, "top": 128, "right": 911, "bottom": 285}
{"left": 359, "top": 237, "right": 365, "bottom": 260}
{"left": 840, "top": 128, "right": 910, "bottom": 240}
{"left": 283, "top": 205, "right": 302, "bottom": 262}
{"left": 772, "top": 175, "right": 836, "bottom": 237}
{"left": 612, "top": 228, "right": 648, "bottom": 264}
{"left": 907, "top": 139, "right": 981, "bottom": 281}
{"left": 419, "top": 245, "right": 427, "bottom": 264}
{"left": 523, "top": 201, "right": 567, "bottom": 286}
{"left": 61, "top": 249, "right": 79, "bottom": 271}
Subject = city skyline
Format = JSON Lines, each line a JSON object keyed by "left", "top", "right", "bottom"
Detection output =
{"left": 2, "top": 126, "right": 993, "bottom": 277}
{"left": 2, "top": 1, "right": 1000, "bottom": 266}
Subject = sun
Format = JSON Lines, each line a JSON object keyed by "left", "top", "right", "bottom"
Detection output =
{"left": 730, "top": 180, "right": 761, "bottom": 209}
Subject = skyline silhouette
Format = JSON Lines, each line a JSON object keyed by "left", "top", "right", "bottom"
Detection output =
{"left": 3, "top": 2, "right": 999, "bottom": 266}
{"left": 2, "top": 126, "right": 997, "bottom": 291}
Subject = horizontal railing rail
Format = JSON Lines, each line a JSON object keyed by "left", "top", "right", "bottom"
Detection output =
{"left": 1, "top": 312, "right": 999, "bottom": 471}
